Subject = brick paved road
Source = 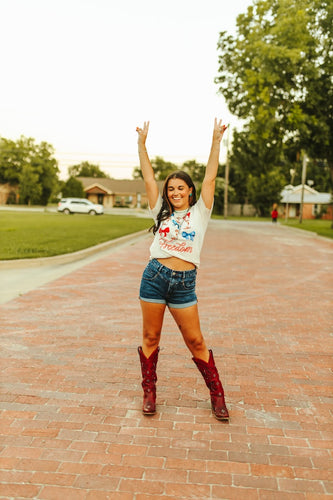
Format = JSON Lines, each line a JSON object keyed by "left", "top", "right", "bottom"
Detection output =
{"left": 1, "top": 221, "right": 332, "bottom": 499}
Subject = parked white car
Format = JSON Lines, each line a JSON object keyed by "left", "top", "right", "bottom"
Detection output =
{"left": 57, "top": 198, "right": 104, "bottom": 215}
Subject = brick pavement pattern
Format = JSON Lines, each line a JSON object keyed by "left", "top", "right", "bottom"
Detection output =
{"left": 0, "top": 221, "right": 332, "bottom": 499}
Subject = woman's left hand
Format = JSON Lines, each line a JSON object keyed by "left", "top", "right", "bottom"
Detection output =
{"left": 136, "top": 121, "right": 149, "bottom": 146}
{"left": 212, "top": 118, "right": 228, "bottom": 143}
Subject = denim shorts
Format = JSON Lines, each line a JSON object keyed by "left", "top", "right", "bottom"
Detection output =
{"left": 139, "top": 259, "right": 197, "bottom": 309}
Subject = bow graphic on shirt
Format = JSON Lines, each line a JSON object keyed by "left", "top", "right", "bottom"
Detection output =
{"left": 182, "top": 230, "right": 195, "bottom": 241}
{"left": 159, "top": 226, "right": 170, "bottom": 238}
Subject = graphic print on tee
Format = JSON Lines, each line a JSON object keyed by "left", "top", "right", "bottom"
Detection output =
{"left": 158, "top": 211, "right": 196, "bottom": 254}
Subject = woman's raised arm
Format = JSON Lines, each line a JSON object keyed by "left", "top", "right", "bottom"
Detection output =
{"left": 201, "top": 118, "right": 228, "bottom": 210}
{"left": 136, "top": 121, "right": 159, "bottom": 210}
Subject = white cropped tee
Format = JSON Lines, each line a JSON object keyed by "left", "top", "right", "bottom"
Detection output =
{"left": 149, "top": 194, "right": 213, "bottom": 268}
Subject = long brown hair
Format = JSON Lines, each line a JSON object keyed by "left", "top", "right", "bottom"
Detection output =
{"left": 150, "top": 171, "right": 197, "bottom": 234}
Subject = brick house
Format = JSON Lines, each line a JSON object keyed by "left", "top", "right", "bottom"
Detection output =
{"left": 0, "top": 183, "right": 19, "bottom": 204}
{"left": 78, "top": 177, "right": 164, "bottom": 209}
{"left": 281, "top": 184, "right": 332, "bottom": 220}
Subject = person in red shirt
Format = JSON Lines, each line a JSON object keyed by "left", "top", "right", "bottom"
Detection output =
{"left": 271, "top": 205, "right": 278, "bottom": 223}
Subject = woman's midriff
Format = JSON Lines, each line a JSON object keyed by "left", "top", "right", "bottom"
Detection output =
{"left": 157, "top": 256, "right": 196, "bottom": 271}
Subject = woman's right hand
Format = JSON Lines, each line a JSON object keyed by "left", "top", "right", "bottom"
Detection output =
{"left": 136, "top": 121, "right": 150, "bottom": 145}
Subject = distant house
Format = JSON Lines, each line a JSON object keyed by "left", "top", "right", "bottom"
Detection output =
{"left": 281, "top": 184, "right": 332, "bottom": 220}
{"left": 0, "top": 183, "right": 19, "bottom": 204}
{"left": 78, "top": 177, "right": 164, "bottom": 209}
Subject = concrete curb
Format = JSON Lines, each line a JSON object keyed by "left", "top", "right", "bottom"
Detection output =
{"left": 0, "top": 229, "right": 150, "bottom": 269}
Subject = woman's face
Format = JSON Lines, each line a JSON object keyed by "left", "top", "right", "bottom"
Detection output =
{"left": 167, "top": 178, "right": 192, "bottom": 211}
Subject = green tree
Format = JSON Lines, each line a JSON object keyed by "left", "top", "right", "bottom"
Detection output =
{"left": 0, "top": 136, "right": 59, "bottom": 205}
{"left": 305, "top": 159, "right": 331, "bottom": 192}
{"left": 19, "top": 165, "right": 42, "bottom": 205}
{"left": 27, "top": 139, "right": 59, "bottom": 205}
{"left": 133, "top": 156, "right": 178, "bottom": 180}
{"left": 228, "top": 126, "right": 285, "bottom": 208}
{"left": 68, "top": 161, "right": 109, "bottom": 178}
{"left": 247, "top": 168, "right": 286, "bottom": 216}
{"left": 215, "top": 0, "right": 333, "bottom": 205}
{"left": 213, "top": 176, "right": 236, "bottom": 215}
{"left": 181, "top": 159, "right": 206, "bottom": 182}
{"left": 133, "top": 157, "right": 210, "bottom": 182}
{"left": 0, "top": 137, "right": 26, "bottom": 184}
{"left": 61, "top": 176, "right": 85, "bottom": 198}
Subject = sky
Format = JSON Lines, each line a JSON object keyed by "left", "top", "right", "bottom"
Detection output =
{"left": 0, "top": 0, "right": 252, "bottom": 179}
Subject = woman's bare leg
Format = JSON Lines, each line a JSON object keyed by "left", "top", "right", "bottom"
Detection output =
{"left": 169, "top": 304, "right": 209, "bottom": 361}
{"left": 140, "top": 300, "right": 166, "bottom": 357}
{"left": 170, "top": 304, "right": 229, "bottom": 420}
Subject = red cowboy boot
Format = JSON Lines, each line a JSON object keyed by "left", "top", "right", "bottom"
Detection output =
{"left": 192, "top": 349, "right": 229, "bottom": 421}
{"left": 138, "top": 346, "right": 159, "bottom": 415}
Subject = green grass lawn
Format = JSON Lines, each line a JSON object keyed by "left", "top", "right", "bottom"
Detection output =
{"left": 1, "top": 211, "right": 332, "bottom": 261}
{"left": 213, "top": 214, "right": 333, "bottom": 239}
{"left": 281, "top": 219, "right": 333, "bottom": 239}
{"left": 0, "top": 211, "right": 151, "bottom": 260}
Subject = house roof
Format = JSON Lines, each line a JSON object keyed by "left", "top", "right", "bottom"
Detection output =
{"left": 78, "top": 177, "right": 164, "bottom": 194}
{"left": 281, "top": 184, "right": 332, "bottom": 204}
{"left": 0, "top": 183, "right": 17, "bottom": 193}
{"left": 78, "top": 177, "right": 145, "bottom": 194}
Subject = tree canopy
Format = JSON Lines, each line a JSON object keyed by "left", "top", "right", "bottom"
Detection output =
{"left": 215, "top": 0, "right": 332, "bottom": 215}
{"left": 60, "top": 176, "right": 85, "bottom": 198}
{"left": 133, "top": 156, "right": 178, "bottom": 181}
{"left": 0, "top": 136, "right": 59, "bottom": 205}
{"left": 68, "top": 161, "right": 109, "bottom": 178}
{"left": 133, "top": 156, "right": 210, "bottom": 182}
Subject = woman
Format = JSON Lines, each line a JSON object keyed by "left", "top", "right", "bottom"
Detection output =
{"left": 136, "top": 119, "right": 229, "bottom": 421}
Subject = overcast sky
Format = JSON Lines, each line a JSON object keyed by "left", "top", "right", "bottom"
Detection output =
{"left": 0, "top": 0, "right": 252, "bottom": 179}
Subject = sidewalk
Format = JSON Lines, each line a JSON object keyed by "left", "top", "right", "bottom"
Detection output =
{"left": 0, "top": 231, "right": 149, "bottom": 304}
{"left": 0, "top": 221, "right": 332, "bottom": 499}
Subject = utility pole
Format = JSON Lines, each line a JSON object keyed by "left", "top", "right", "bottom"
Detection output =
{"left": 285, "top": 168, "right": 295, "bottom": 223}
{"left": 299, "top": 154, "right": 307, "bottom": 224}
{"left": 223, "top": 125, "right": 230, "bottom": 219}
